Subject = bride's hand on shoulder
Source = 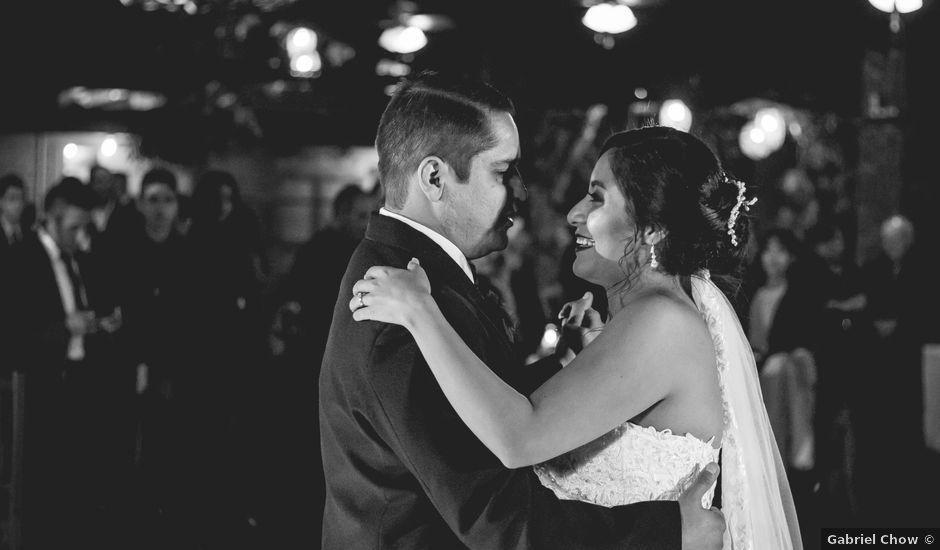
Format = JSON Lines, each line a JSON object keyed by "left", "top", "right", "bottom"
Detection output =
{"left": 350, "top": 258, "right": 433, "bottom": 329}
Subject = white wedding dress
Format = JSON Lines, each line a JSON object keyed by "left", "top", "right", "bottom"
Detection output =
{"left": 535, "top": 421, "right": 720, "bottom": 508}
{"left": 534, "top": 274, "right": 802, "bottom": 550}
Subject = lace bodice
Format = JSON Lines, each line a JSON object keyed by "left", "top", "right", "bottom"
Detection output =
{"left": 534, "top": 421, "right": 720, "bottom": 508}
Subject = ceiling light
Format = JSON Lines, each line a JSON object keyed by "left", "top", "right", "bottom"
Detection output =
{"left": 378, "top": 25, "right": 428, "bottom": 54}
{"left": 59, "top": 86, "right": 167, "bottom": 111}
{"left": 739, "top": 122, "right": 773, "bottom": 160}
{"left": 287, "top": 27, "right": 317, "bottom": 55}
{"left": 376, "top": 59, "right": 412, "bottom": 77}
{"left": 582, "top": 2, "right": 637, "bottom": 35}
{"left": 659, "top": 99, "right": 692, "bottom": 132}
{"left": 755, "top": 107, "right": 786, "bottom": 150}
{"left": 868, "top": 0, "right": 923, "bottom": 13}
{"left": 290, "top": 52, "right": 322, "bottom": 77}
{"left": 100, "top": 136, "right": 118, "bottom": 158}
{"left": 63, "top": 143, "right": 78, "bottom": 160}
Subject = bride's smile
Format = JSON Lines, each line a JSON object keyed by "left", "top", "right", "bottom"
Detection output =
{"left": 567, "top": 151, "right": 641, "bottom": 287}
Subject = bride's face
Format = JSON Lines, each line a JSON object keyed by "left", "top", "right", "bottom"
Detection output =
{"left": 566, "top": 151, "right": 637, "bottom": 287}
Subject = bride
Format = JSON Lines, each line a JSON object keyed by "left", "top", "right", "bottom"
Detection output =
{"left": 350, "top": 126, "right": 802, "bottom": 549}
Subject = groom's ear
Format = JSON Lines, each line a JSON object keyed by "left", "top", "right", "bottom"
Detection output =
{"left": 417, "top": 157, "right": 446, "bottom": 202}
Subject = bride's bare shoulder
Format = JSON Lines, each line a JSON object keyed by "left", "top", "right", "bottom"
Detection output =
{"left": 605, "top": 290, "right": 715, "bottom": 367}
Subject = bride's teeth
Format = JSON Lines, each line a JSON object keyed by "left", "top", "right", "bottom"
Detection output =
{"left": 576, "top": 236, "right": 595, "bottom": 247}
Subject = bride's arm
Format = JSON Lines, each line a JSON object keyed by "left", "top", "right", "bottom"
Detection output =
{"left": 352, "top": 260, "right": 699, "bottom": 468}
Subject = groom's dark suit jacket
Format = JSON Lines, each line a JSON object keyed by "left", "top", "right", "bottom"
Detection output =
{"left": 319, "top": 214, "right": 680, "bottom": 549}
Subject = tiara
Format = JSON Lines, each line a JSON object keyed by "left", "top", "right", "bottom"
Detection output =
{"left": 726, "top": 176, "right": 757, "bottom": 247}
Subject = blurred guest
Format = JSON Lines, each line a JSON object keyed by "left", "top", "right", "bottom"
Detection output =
{"left": 185, "top": 168, "right": 266, "bottom": 543}
{"left": 264, "top": 183, "right": 375, "bottom": 546}
{"left": 774, "top": 168, "right": 820, "bottom": 240}
{"left": 88, "top": 165, "right": 141, "bottom": 263}
{"left": 743, "top": 229, "right": 818, "bottom": 472}
{"left": 116, "top": 167, "right": 196, "bottom": 518}
{"left": 8, "top": 177, "right": 124, "bottom": 547}
{"left": 858, "top": 215, "right": 930, "bottom": 523}
{"left": 189, "top": 168, "right": 265, "bottom": 304}
{"left": 0, "top": 173, "right": 28, "bottom": 255}
{"left": 0, "top": 173, "right": 29, "bottom": 493}
{"left": 0, "top": 174, "right": 29, "bottom": 346}
{"left": 188, "top": 168, "right": 265, "bottom": 378}
{"left": 176, "top": 191, "right": 194, "bottom": 236}
{"left": 276, "top": 183, "right": 374, "bottom": 366}
{"left": 803, "top": 221, "right": 875, "bottom": 518}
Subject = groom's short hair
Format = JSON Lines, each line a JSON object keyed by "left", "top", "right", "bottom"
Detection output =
{"left": 375, "top": 70, "right": 515, "bottom": 209}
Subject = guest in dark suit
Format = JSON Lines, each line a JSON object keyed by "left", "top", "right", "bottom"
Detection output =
{"left": 0, "top": 173, "right": 30, "bottom": 372}
{"left": 319, "top": 71, "right": 723, "bottom": 550}
{"left": 87, "top": 165, "right": 142, "bottom": 270}
{"left": 8, "top": 177, "right": 124, "bottom": 547}
{"left": 115, "top": 168, "right": 197, "bottom": 521}
{"left": 278, "top": 183, "right": 376, "bottom": 370}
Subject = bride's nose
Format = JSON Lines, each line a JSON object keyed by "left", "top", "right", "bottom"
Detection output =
{"left": 567, "top": 196, "right": 588, "bottom": 227}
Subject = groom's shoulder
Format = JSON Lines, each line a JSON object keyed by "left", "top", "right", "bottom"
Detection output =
{"left": 348, "top": 235, "right": 408, "bottom": 271}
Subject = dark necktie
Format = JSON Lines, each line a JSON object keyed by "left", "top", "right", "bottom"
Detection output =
{"left": 61, "top": 253, "right": 89, "bottom": 310}
{"left": 470, "top": 265, "right": 518, "bottom": 346}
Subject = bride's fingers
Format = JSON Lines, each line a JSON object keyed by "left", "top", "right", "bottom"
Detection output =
{"left": 352, "top": 303, "right": 372, "bottom": 322}
{"left": 559, "top": 291, "right": 594, "bottom": 325}
{"left": 364, "top": 266, "right": 394, "bottom": 280}
{"left": 352, "top": 281, "right": 382, "bottom": 299}
{"left": 582, "top": 308, "right": 603, "bottom": 329}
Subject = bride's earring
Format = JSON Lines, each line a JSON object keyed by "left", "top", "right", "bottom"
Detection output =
{"left": 649, "top": 243, "right": 658, "bottom": 269}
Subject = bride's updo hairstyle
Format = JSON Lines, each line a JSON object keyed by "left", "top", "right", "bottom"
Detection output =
{"left": 601, "top": 126, "right": 754, "bottom": 297}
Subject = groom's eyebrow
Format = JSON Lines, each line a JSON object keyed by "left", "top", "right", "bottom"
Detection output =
{"left": 493, "top": 156, "right": 521, "bottom": 168}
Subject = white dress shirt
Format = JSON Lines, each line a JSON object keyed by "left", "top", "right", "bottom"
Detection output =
{"left": 379, "top": 208, "right": 474, "bottom": 283}
{"left": 38, "top": 228, "right": 86, "bottom": 360}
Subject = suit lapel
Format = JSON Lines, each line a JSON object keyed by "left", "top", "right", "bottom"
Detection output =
{"left": 364, "top": 215, "right": 518, "bottom": 363}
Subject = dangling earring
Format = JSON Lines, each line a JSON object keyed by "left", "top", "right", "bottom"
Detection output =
{"left": 649, "top": 243, "right": 658, "bottom": 269}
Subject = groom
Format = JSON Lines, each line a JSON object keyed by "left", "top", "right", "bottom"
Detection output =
{"left": 319, "top": 71, "right": 725, "bottom": 549}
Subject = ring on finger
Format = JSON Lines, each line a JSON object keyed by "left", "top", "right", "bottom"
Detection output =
{"left": 357, "top": 291, "right": 365, "bottom": 309}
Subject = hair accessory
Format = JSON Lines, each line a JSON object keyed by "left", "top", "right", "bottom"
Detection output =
{"left": 649, "top": 243, "right": 658, "bottom": 269}
{"left": 726, "top": 177, "right": 758, "bottom": 247}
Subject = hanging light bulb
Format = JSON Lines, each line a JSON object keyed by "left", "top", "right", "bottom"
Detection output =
{"left": 582, "top": 2, "right": 637, "bottom": 34}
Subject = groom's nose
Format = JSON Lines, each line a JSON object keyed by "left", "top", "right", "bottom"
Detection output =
{"left": 506, "top": 167, "right": 527, "bottom": 206}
